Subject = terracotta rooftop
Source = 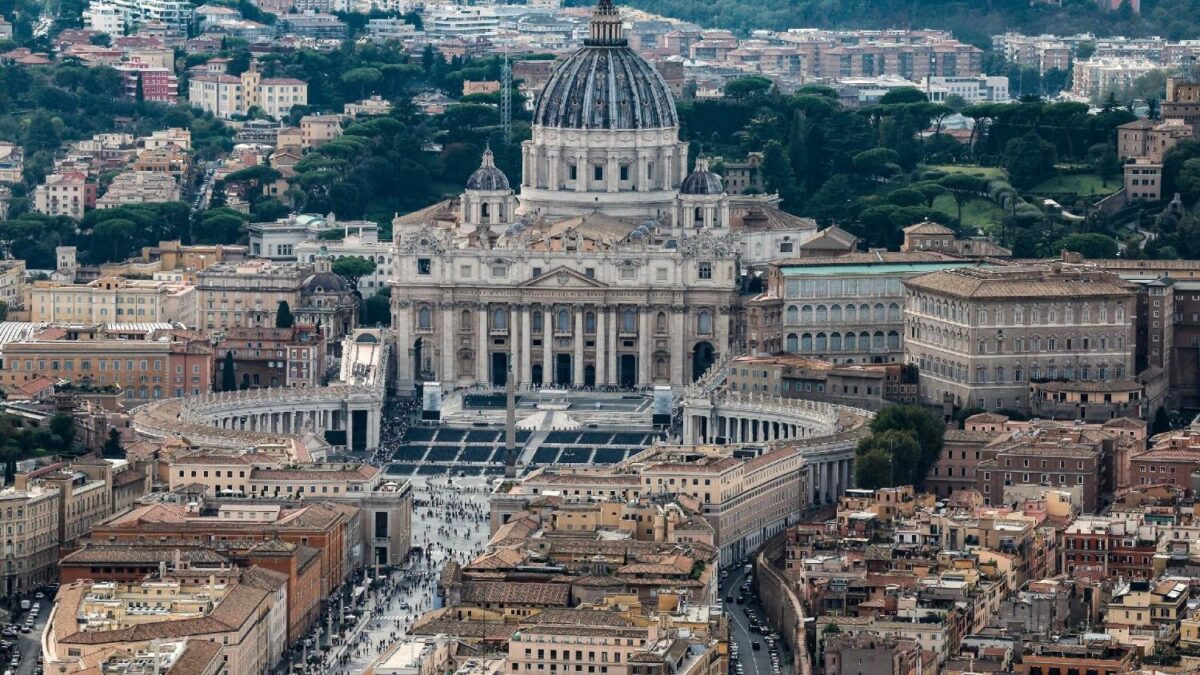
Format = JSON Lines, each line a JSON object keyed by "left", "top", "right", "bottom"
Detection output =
{"left": 459, "top": 581, "right": 570, "bottom": 606}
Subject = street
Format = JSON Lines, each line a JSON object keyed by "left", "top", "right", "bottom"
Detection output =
{"left": 279, "top": 473, "right": 494, "bottom": 675}
{"left": 722, "top": 566, "right": 793, "bottom": 675}
{"left": 3, "top": 594, "right": 51, "bottom": 675}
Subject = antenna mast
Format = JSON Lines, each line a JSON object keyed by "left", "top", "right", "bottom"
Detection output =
{"left": 501, "top": 44, "right": 512, "bottom": 145}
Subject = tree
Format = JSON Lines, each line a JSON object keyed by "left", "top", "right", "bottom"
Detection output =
{"left": 851, "top": 147, "right": 900, "bottom": 182}
{"left": 1054, "top": 233, "right": 1119, "bottom": 258}
{"left": 331, "top": 256, "right": 377, "bottom": 292}
{"left": 275, "top": 301, "right": 294, "bottom": 328}
{"left": 221, "top": 351, "right": 236, "bottom": 391}
{"left": 1176, "top": 157, "right": 1200, "bottom": 205}
{"left": 1088, "top": 143, "right": 1121, "bottom": 187}
{"left": 724, "top": 76, "right": 773, "bottom": 101}
{"left": 48, "top": 413, "right": 74, "bottom": 452}
{"left": 1004, "top": 132, "right": 1057, "bottom": 190}
{"left": 855, "top": 430, "right": 921, "bottom": 489}
{"left": 938, "top": 174, "right": 987, "bottom": 225}
{"left": 869, "top": 405, "right": 945, "bottom": 483}
{"left": 102, "top": 427, "right": 124, "bottom": 458}
{"left": 760, "top": 140, "right": 797, "bottom": 206}
{"left": 878, "top": 87, "right": 927, "bottom": 105}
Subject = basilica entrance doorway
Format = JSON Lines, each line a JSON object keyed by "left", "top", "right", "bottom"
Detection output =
{"left": 491, "top": 353, "right": 508, "bottom": 387}
{"left": 692, "top": 341, "right": 716, "bottom": 381}
{"left": 555, "top": 354, "right": 572, "bottom": 385}
{"left": 619, "top": 355, "right": 636, "bottom": 389}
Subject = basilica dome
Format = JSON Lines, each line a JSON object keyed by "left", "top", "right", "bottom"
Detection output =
{"left": 532, "top": 0, "right": 677, "bottom": 130}
{"left": 679, "top": 158, "right": 723, "bottom": 195}
{"left": 465, "top": 148, "right": 510, "bottom": 191}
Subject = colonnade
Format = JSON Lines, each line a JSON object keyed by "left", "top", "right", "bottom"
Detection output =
{"left": 808, "top": 458, "right": 855, "bottom": 507}
{"left": 683, "top": 414, "right": 811, "bottom": 445}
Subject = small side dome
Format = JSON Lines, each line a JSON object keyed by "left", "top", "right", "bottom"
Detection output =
{"left": 680, "top": 157, "right": 723, "bottom": 195}
{"left": 465, "top": 147, "right": 510, "bottom": 191}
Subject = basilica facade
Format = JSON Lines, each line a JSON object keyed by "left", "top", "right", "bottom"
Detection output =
{"left": 390, "top": 0, "right": 745, "bottom": 391}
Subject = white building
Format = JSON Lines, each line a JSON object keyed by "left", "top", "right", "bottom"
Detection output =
{"left": 249, "top": 213, "right": 378, "bottom": 261}
{"left": 423, "top": 5, "right": 500, "bottom": 39}
{"left": 365, "top": 17, "right": 417, "bottom": 43}
{"left": 921, "top": 75, "right": 1010, "bottom": 102}
{"left": 82, "top": 1, "right": 124, "bottom": 35}
{"left": 1071, "top": 57, "right": 1160, "bottom": 100}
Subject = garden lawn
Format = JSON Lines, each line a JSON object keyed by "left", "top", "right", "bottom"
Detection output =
{"left": 931, "top": 194, "right": 1007, "bottom": 233}
{"left": 1031, "top": 173, "right": 1120, "bottom": 197}
{"left": 924, "top": 164, "right": 1006, "bottom": 180}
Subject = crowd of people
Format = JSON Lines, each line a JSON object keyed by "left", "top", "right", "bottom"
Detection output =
{"left": 285, "top": 395, "right": 493, "bottom": 675}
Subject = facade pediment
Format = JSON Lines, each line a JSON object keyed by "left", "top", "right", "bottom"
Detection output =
{"left": 520, "top": 266, "right": 608, "bottom": 289}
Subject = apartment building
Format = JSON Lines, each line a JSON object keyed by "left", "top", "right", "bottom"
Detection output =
{"left": 188, "top": 63, "right": 308, "bottom": 120}
{"left": 0, "top": 140, "right": 24, "bottom": 183}
{"left": 196, "top": 260, "right": 304, "bottom": 331}
{"left": 1071, "top": 57, "right": 1159, "bottom": 99}
{"left": 213, "top": 324, "right": 325, "bottom": 390}
{"left": 0, "top": 481, "right": 60, "bottom": 597}
{"left": 27, "top": 276, "right": 197, "bottom": 326}
{"left": 299, "top": 114, "right": 343, "bottom": 149}
{"left": 34, "top": 172, "right": 92, "bottom": 219}
{"left": 0, "top": 333, "right": 213, "bottom": 400}
{"left": 903, "top": 264, "right": 1137, "bottom": 413}
{"left": 0, "top": 259, "right": 25, "bottom": 309}
{"left": 44, "top": 577, "right": 284, "bottom": 675}
{"left": 95, "top": 170, "right": 181, "bottom": 208}
{"left": 976, "top": 426, "right": 1113, "bottom": 513}
{"left": 726, "top": 353, "right": 917, "bottom": 409}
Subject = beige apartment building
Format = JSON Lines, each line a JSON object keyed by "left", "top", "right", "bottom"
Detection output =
{"left": 0, "top": 481, "right": 60, "bottom": 597}
{"left": 904, "top": 264, "right": 1138, "bottom": 414}
{"left": 33, "top": 172, "right": 89, "bottom": 219}
{"left": 196, "top": 260, "right": 304, "bottom": 331}
{"left": 300, "top": 114, "right": 343, "bottom": 149}
{"left": 0, "top": 259, "right": 25, "bottom": 309}
{"left": 44, "top": 577, "right": 285, "bottom": 675}
{"left": 188, "top": 63, "right": 308, "bottom": 120}
{"left": 0, "top": 333, "right": 213, "bottom": 401}
{"left": 640, "top": 444, "right": 808, "bottom": 565}
{"left": 1117, "top": 118, "right": 1194, "bottom": 161}
{"left": 168, "top": 456, "right": 414, "bottom": 567}
{"left": 27, "top": 276, "right": 198, "bottom": 326}
{"left": 96, "top": 170, "right": 181, "bottom": 208}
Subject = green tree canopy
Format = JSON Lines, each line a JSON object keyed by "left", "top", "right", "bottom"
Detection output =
{"left": 331, "top": 256, "right": 377, "bottom": 291}
{"left": 1054, "top": 233, "right": 1119, "bottom": 258}
{"left": 275, "top": 301, "right": 294, "bottom": 328}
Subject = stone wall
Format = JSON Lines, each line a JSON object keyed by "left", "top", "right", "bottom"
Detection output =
{"left": 754, "top": 530, "right": 811, "bottom": 675}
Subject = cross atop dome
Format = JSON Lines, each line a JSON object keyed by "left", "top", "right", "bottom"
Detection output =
{"left": 585, "top": 0, "right": 626, "bottom": 47}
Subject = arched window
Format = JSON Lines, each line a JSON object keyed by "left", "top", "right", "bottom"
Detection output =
{"left": 558, "top": 309, "right": 572, "bottom": 333}
{"left": 492, "top": 307, "right": 508, "bottom": 331}
{"left": 786, "top": 334, "right": 798, "bottom": 352}
{"left": 800, "top": 305, "right": 813, "bottom": 324}
{"left": 532, "top": 311, "right": 543, "bottom": 333}
{"left": 830, "top": 332, "right": 842, "bottom": 351}
{"left": 859, "top": 304, "right": 870, "bottom": 320}
{"left": 656, "top": 311, "right": 668, "bottom": 334}
{"left": 418, "top": 306, "right": 432, "bottom": 330}
{"left": 622, "top": 309, "right": 636, "bottom": 332}
{"left": 872, "top": 331, "right": 884, "bottom": 351}
{"left": 816, "top": 305, "right": 828, "bottom": 323}
{"left": 845, "top": 305, "right": 857, "bottom": 322}
{"left": 830, "top": 305, "right": 842, "bottom": 322}
{"left": 481, "top": 202, "right": 490, "bottom": 219}
{"left": 873, "top": 304, "right": 885, "bottom": 322}
{"left": 694, "top": 206, "right": 703, "bottom": 225}
{"left": 887, "top": 303, "right": 900, "bottom": 321}
{"left": 801, "top": 333, "right": 813, "bottom": 352}
{"left": 887, "top": 330, "right": 900, "bottom": 350}
{"left": 815, "top": 332, "right": 827, "bottom": 351}
{"left": 844, "top": 332, "right": 857, "bottom": 351}
{"left": 697, "top": 311, "right": 713, "bottom": 335}
{"left": 786, "top": 305, "right": 798, "bottom": 323}
{"left": 859, "top": 331, "right": 870, "bottom": 350}
{"left": 585, "top": 311, "right": 596, "bottom": 334}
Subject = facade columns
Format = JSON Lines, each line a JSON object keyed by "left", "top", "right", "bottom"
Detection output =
{"left": 606, "top": 153, "right": 618, "bottom": 192}
{"left": 396, "top": 302, "right": 411, "bottom": 389}
{"left": 595, "top": 308, "right": 607, "bottom": 386}
{"left": 573, "top": 307, "right": 584, "bottom": 386}
{"left": 638, "top": 309, "right": 651, "bottom": 386}
{"left": 509, "top": 304, "right": 519, "bottom": 386}
{"left": 574, "top": 152, "right": 586, "bottom": 192}
{"left": 520, "top": 307, "right": 532, "bottom": 386}
{"left": 542, "top": 308, "right": 553, "bottom": 386}
{"left": 441, "top": 305, "right": 454, "bottom": 384}
{"left": 606, "top": 308, "right": 618, "bottom": 386}
{"left": 476, "top": 306, "right": 488, "bottom": 385}
{"left": 670, "top": 308, "right": 685, "bottom": 386}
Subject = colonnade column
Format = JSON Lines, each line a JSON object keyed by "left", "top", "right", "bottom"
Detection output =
{"left": 476, "top": 305, "right": 488, "bottom": 385}
{"left": 542, "top": 308, "right": 553, "bottom": 386}
{"left": 520, "top": 306, "right": 532, "bottom": 386}
{"left": 573, "top": 307, "right": 584, "bottom": 386}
